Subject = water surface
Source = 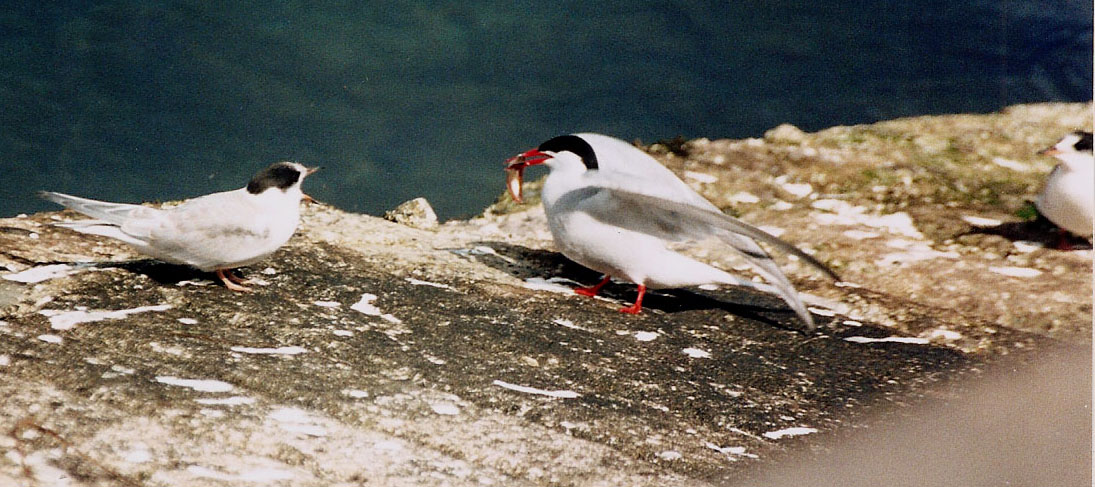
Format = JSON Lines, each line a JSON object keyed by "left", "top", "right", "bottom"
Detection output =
{"left": 2, "top": 1, "right": 1091, "bottom": 219}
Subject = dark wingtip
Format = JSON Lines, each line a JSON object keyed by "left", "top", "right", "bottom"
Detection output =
{"left": 791, "top": 248, "right": 841, "bottom": 282}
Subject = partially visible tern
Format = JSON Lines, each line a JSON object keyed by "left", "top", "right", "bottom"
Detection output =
{"left": 504, "top": 133, "right": 839, "bottom": 330}
{"left": 40, "top": 161, "right": 319, "bottom": 291}
{"left": 1035, "top": 131, "right": 1093, "bottom": 248}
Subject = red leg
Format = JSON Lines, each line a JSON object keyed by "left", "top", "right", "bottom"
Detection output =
{"left": 1055, "top": 229, "right": 1075, "bottom": 251}
{"left": 619, "top": 285, "right": 646, "bottom": 314}
{"left": 216, "top": 269, "right": 253, "bottom": 292}
{"left": 575, "top": 276, "right": 611, "bottom": 297}
{"left": 223, "top": 269, "right": 252, "bottom": 285}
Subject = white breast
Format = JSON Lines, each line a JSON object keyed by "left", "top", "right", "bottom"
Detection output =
{"left": 1037, "top": 164, "right": 1094, "bottom": 237}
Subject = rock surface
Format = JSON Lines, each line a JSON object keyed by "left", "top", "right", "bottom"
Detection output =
{"left": 383, "top": 197, "right": 439, "bottom": 230}
{"left": 1, "top": 103, "right": 1090, "bottom": 486}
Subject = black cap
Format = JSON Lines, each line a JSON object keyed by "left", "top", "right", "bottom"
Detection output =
{"left": 539, "top": 134, "right": 599, "bottom": 170}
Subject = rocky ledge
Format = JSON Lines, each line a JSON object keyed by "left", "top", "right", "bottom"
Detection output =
{"left": 0, "top": 103, "right": 1090, "bottom": 486}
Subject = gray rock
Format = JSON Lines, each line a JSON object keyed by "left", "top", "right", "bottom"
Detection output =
{"left": 384, "top": 197, "right": 439, "bottom": 229}
{"left": 764, "top": 123, "right": 807, "bottom": 144}
{"left": 0, "top": 103, "right": 1090, "bottom": 486}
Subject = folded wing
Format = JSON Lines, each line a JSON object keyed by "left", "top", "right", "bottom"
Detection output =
{"left": 571, "top": 174, "right": 839, "bottom": 280}
{"left": 39, "top": 190, "right": 277, "bottom": 271}
{"left": 141, "top": 191, "right": 277, "bottom": 271}
{"left": 38, "top": 191, "right": 163, "bottom": 247}
{"left": 565, "top": 174, "right": 839, "bottom": 329}
{"left": 38, "top": 191, "right": 160, "bottom": 225}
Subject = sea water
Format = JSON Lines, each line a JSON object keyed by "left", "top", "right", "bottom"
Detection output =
{"left": 1, "top": 1, "right": 1091, "bottom": 219}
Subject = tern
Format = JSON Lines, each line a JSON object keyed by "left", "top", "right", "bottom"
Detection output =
{"left": 39, "top": 161, "right": 319, "bottom": 291}
{"left": 1035, "top": 131, "right": 1093, "bottom": 248}
{"left": 504, "top": 133, "right": 838, "bottom": 329}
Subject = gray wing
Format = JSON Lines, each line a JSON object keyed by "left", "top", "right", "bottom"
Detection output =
{"left": 40, "top": 190, "right": 275, "bottom": 270}
{"left": 575, "top": 133, "right": 720, "bottom": 211}
{"left": 38, "top": 191, "right": 166, "bottom": 247}
{"left": 564, "top": 177, "right": 838, "bottom": 330}
{"left": 568, "top": 175, "right": 839, "bottom": 281}
{"left": 139, "top": 191, "right": 274, "bottom": 270}
{"left": 38, "top": 191, "right": 161, "bottom": 226}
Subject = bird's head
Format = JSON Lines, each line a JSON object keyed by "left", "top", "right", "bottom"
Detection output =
{"left": 247, "top": 162, "right": 321, "bottom": 203}
{"left": 1039, "top": 131, "right": 1094, "bottom": 170}
{"left": 1040, "top": 131, "right": 1093, "bottom": 155}
{"left": 503, "top": 134, "right": 598, "bottom": 203}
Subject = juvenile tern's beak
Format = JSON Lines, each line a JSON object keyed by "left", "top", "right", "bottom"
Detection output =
{"left": 302, "top": 167, "right": 321, "bottom": 203}
{"left": 1038, "top": 147, "right": 1061, "bottom": 156}
{"left": 503, "top": 149, "right": 551, "bottom": 203}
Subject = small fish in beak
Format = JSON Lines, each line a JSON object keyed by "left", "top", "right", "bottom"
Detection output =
{"left": 503, "top": 149, "right": 552, "bottom": 204}
{"left": 505, "top": 165, "right": 525, "bottom": 203}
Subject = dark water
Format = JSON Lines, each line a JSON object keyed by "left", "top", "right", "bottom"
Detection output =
{"left": 2, "top": 1, "right": 1091, "bottom": 219}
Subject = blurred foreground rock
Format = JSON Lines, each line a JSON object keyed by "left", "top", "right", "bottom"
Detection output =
{"left": 0, "top": 103, "right": 1090, "bottom": 486}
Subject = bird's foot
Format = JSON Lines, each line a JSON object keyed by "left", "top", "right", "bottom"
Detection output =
{"left": 575, "top": 276, "right": 612, "bottom": 297}
{"left": 216, "top": 269, "right": 253, "bottom": 292}
{"left": 223, "top": 269, "right": 253, "bottom": 285}
{"left": 574, "top": 287, "right": 600, "bottom": 297}
{"left": 617, "top": 284, "right": 646, "bottom": 314}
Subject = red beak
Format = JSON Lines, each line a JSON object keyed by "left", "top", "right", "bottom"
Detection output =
{"left": 503, "top": 149, "right": 552, "bottom": 203}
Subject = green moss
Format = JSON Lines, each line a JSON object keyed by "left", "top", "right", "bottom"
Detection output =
{"left": 1016, "top": 201, "right": 1039, "bottom": 220}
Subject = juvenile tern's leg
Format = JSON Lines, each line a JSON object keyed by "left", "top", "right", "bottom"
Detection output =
{"left": 619, "top": 285, "right": 647, "bottom": 314}
{"left": 575, "top": 276, "right": 612, "bottom": 297}
{"left": 216, "top": 269, "right": 253, "bottom": 292}
{"left": 223, "top": 269, "right": 253, "bottom": 285}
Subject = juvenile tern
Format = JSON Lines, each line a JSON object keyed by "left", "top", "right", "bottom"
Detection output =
{"left": 39, "top": 161, "right": 319, "bottom": 291}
